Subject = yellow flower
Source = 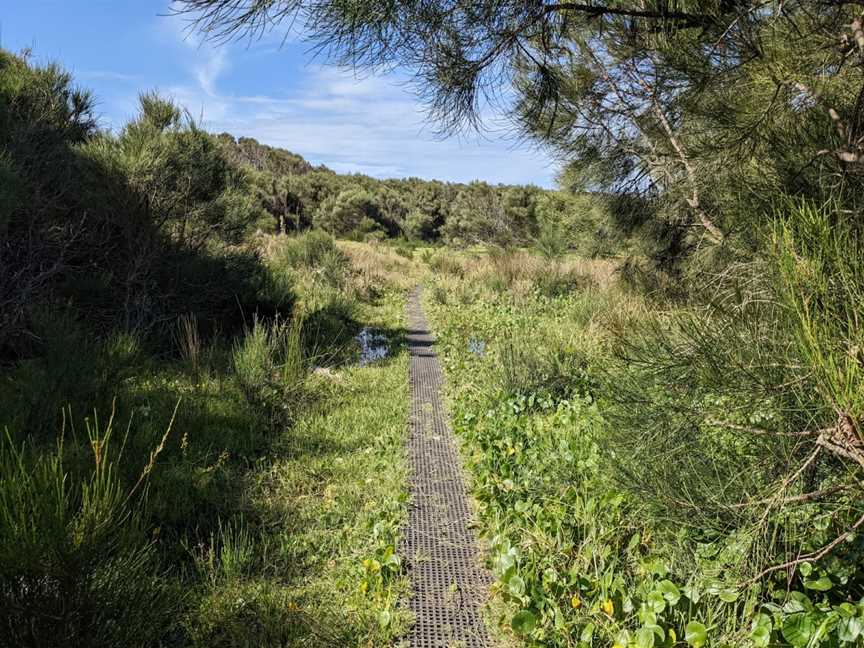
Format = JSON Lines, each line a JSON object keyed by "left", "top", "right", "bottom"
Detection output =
{"left": 612, "top": 644, "right": 625, "bottom": 648}
{"left": 602, "top": 599, "right": 614, "bottom": 616}
{"left": 570, "top": 594, "right": 582, "bottom": 609}
{"left": 362, "top": 558, "right": 380, "bottom": 574}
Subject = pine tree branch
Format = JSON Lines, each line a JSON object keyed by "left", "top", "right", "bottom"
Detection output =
{"left": 545, "top": 3, "right": 717, "bottom": 27}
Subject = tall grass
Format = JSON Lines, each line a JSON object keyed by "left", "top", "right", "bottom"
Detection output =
{"left": 232, "top": 315, "right": 307, "bottom": 417}
{"left": 175, "top": 313, "right": 202, "bottom": 375}
{"left": 269, "top": 230, "right": 345, "bottom": 275}
{"left": 0, "top": 408, "right": 180, "bottom": 647}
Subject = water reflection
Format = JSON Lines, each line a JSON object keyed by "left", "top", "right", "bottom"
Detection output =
{"left": 468, "top": 338, "right": 486, "bottom": 357}
{"left": 357, "top": 328, "right": 390, "bottom": 366}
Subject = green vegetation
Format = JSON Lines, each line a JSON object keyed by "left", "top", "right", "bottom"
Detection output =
{"left": 0, "top": 49, "right": 424, "bottom": 646}
{"left": 425, "top": 247, "right": 864, "bottom": 647}
{"left": 0, "top": 230, "right": 417, "bottom": 646}
{"left": 219, "top": 132, "right": 616, "bottom": 251}
{"left": 7, "top": 0, "right": 864, "bottom": 644}
{"left": 170, "top": 4, "right": 864, "bottom": 643}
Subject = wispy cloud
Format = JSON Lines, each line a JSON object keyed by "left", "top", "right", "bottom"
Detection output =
{"left": 120, "top": 17, "right": 557, "bottom": 186}
{"left": 194, "top": 48, "right": 228, "bottom": 97}
{"left": 80, "top": 70, "right": 140, "bottom": 82}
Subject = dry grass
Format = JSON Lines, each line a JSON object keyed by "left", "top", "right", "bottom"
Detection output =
{"left": 338, "top": 240, "right": 424, "bottom": 294}
{"left": 424, "top": 247, "right": 619, "bottom": 300}
{"left": 255, "top": 234, "right": 424, "bottom": 301}
{"left": 255, "top": 233, "right": 286, "bottom": 261}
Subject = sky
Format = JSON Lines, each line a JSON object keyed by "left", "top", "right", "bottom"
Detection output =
{"left": 1, "top": 2, "right": 558, "bottom": 187}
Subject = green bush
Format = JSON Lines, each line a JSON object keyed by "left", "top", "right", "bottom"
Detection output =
{"left": 271, "top": 230, "right": 348, "bottom": 292}
{"left": 0, "top": 51, "right": 285, "bottom": 350}
{"left": 232, "top": 316, "right": 307, "bottom": 417}
{"left": 391, "top": 239, "right": 416, "bottom": 259}
{"left": 0, "top": 412, "right": 180, "bottom": 647}
{"left": 534, "top": 222, "right": 568, "bottom": 260}
{"left": 275, "top": 230, "right": 341, "bottom": 269}
{"left": 533, "top": 264, "right": 593, "bottom": 298}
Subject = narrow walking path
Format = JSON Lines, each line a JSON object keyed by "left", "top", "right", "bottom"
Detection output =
{"left": 400, "top": 286, "right": 491, "bottom": 647}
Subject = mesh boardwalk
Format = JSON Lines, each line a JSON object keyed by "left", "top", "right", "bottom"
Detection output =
{"left": 399, "top": 287, "right": 491, "bottom": 647}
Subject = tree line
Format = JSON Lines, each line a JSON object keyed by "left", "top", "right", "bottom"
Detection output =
{"left": 216, "top": 132, "right": 615, "bottom": 250}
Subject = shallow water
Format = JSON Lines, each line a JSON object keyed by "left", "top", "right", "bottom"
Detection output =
{"left": 468, "top": 338, "right": 486, "bottom": 357}
{"left": 357, "top": 327, "right": 390, "bottom": 366}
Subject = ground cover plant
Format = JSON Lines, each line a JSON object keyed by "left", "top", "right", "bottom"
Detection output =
{"left": 425, "top": 246, "right": 864, "bottom": 648}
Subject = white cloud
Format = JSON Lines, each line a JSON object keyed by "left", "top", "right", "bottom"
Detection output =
{"left": 118, "top": 21, "right": 558, "bottom": 187}
{"left": 194, "top": 48, "right": 229, "bottom": 97}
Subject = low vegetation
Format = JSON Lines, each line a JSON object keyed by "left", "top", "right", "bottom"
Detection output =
{"left": 426, "top": 244, "right": 864, "bottom": 648}
{"left": 0, "top": 229, "right": 417, "bottom": 646}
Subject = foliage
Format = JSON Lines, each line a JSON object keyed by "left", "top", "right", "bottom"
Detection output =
{"left": 232, "top": 316, "right": 306, "bottom": 420}
{"left": 0, "top": 411, "right": 180, "bottom": 647}
{"left": 426, "top": 246, "right": 864, "bottom": 647}
{"left": 0, "top": 57, "right": 417, "bottom": 643}
{"left": 0, "top": 51, "right": 290, "bottom": 351}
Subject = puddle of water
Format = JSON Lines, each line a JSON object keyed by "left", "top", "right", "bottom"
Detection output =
{"left": 357, "top": 327, "right": 390, "bottom": 366}
{"left": 468, "top": 338, "right": 486, "bottom": 357}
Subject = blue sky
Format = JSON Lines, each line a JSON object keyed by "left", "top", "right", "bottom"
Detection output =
{"left": 2, "top": 2, "right": 557, "bottom": 186}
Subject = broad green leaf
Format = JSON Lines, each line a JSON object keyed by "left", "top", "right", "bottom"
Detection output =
{"left": 718, "top": 589, "right": 738, "bottom": 603}
{"left": 496, "top": 551, "right": 516, "bottom": 579}
{"left": 385, "top": 552, "right": 401, "bottom": 569}
{"left": 786, "top": 591, "right": 813, "bottom": 612}
{"left": 798, "top": 562, "right": 813, "bottom": 577}
{"left": 614, "top": 629, "right": 631, "bottom": 647}
{"left": 553, "top": 605, "right": 565, "bottom": 630}
{"left": 658, "top": 580, "right": 681, "bottom": 606}
{"left": 685, "top": 621, "right": 708, "bottom": 647}
{"left": 682, "top": 584, "right": 702, "bottom": 604}
{"left": 636, "top": 626, "right": 656, "bottom": 648}
{"left": 803, "top": 576, "right": 833, "bottom": 592}
{"left": 750, "top": 613, "right": 772, "bottom": 647}
{"left": 837, "top": 616, "right": 864, "bottom": 643}
{"left": 580, "top": 622, "right": 595, "bottom": 643}
{"left": 511, "top": 609, "right": 537, "bottom": 634}
{"left": 378, "top": 609, "right": 391, "bottom": 628}
{"left": 782, "top": 613, "right": 815, "bottom": 647}
{"left": 638, "top": 609, "right": 658, "bottom": 627}
{"left": 508, "top": 575, "right": 525, "bottom": 597}
{"left": 646, "top": 591, "right": 666, "bottom": 613}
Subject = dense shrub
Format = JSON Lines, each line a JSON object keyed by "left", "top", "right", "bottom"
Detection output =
{"left": 0, "top": 416, "right": 180, "bottom": 647}
{"left": 0, "top": 51, "right": 290, "bottom": 354}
